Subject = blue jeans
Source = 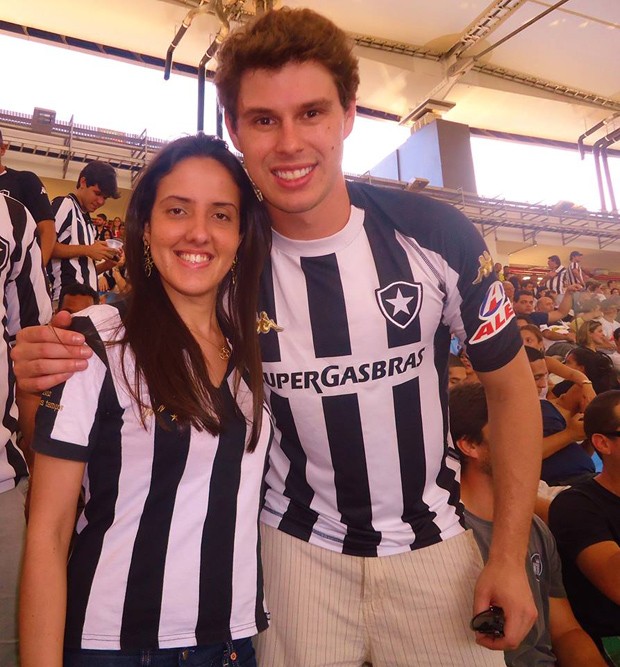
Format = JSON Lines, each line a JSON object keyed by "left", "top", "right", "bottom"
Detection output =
{"left": 63, "top": 638, "right": 256, "bottom": 667}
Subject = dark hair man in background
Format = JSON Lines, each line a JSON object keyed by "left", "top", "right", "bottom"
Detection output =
{"left": 450, "top": 381, "right": 606, "bottom": 667}
{"left": 47, "top": 161, "right": 121, "bottom": 307}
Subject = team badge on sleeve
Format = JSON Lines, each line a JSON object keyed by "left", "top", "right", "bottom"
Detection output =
{"left": 375, "top": 280, "right": 422, "bottom": 330}
{"left": 472, "top": 250, "right": 494, "bottom": 285}
{"left": 469, "top": 281, "right": 515, "bottom": 345}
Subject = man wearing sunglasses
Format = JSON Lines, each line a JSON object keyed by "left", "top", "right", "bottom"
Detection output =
{"left": 549, "top": 391, "right": 620, "bottom": 665}
{"left": 450, "top": 381, "right": 606, "bottom": 667}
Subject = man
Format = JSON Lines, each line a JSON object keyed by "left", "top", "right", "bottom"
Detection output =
{"left": 0, "top": 194, "right": 52, "bottom": 666}
{"left": 503, "top": 280, "right": 515, "bottom": 303}
{"left": 48, "top": 161, "right": 120, "bottom": 306}
{"left": 449, "top": 382, "right": 606, "bottom": 667}
{"left": 567, "top": 251, "right": 586, "bottom": 288}
{"left": 0, "top": 128, "right": 56, "bottom": 264}
{"left": 549, "top": 390, "right": 620, "bottom": 663}
{"left": 543, "top": 255, "right": 568, "bottom": 299}
{"left": 12, "top": 8, "right": 540, "bottom": 666}
{"left": 514, "top": 286, "right": 578, "bottom": 328}
{"left": 536, "top": 295, "right": 576, "bottom": 356}
{"left": 526, "top": 346, "right": 595, "bottom": 486}
{"left": 57, "top": 282, "right": 99, "bottom": 314}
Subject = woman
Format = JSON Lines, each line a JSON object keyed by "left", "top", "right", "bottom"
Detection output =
{"left": 112, "top": 216, "right": 124, "bottom": 238}
{"left": 557, "top": 345, "right": 619, "bottom": 396}
{"left": 576, "top": 319, "right": 614, "bottom": 352}
{"left": 20, "top": 134, "right": 272, "bottom": 666}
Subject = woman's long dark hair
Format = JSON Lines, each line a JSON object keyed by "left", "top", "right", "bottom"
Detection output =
{"left": 567, "top": 346, "right": 620, "bottom": 395}
{"left": 120, "top": 133, "right": 271, "bottom": 451}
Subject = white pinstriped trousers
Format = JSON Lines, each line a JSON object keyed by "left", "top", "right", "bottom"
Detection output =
{"left": 255, "top": 524, "right": 506, "bottom": 667}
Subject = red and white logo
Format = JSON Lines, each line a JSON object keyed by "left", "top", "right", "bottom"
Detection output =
{"left": 469, "top": 281, "right": 515, "bottom": 345}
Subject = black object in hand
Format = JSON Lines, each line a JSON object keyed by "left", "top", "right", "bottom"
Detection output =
{"left": 470, "top": 606, "right": 505, "bottom": 638}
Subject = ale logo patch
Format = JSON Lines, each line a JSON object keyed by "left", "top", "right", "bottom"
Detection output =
{"left": 469, "top": 281, "right": 515, "bottom": 345}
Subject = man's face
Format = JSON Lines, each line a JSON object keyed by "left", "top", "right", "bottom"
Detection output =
{"left": 60, "top": 294, "right": 98, "bottom": 314}
{"left": 514, "top": 294, "right": 535, "bottom": 315}
{"left": 547, "top": 258, "right": 558, "bottom": 270}
{"left": 502, "top": 281, "right": 514, "bottom": 301}
{"left": 536, "top": 296, "right": 554, "bottom": 313}
{"left": 529, "top": 359, "right": 549, "bottom": 397}
{"left": 226, "top": 61, "right": 355, "bottom": 237}
{"left": 572, "top": 254, "right": 582, "bottom": 264}
{"left": 77, "top": 177, "right": 107, "bottom": 213}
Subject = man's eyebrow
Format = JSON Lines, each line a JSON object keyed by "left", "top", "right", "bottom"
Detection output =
{"left": 240, "top": 98, "right": 334, "bottom": 118}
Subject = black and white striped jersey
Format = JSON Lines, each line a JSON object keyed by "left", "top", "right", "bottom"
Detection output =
{"left": 567, "top": 261, "right": 584, "bottom": 287}
{"left": 0, "top": 194, "right": 52, "bottom": 493}
{"left": 48, "top": 194, "right": 97, "bottom": 301}
{"left": 258, "top": 181, "right": 521, "bottom": 557}
{"left": 545, "top": 265, "right": 568, "bottom": 294}
{"left": 33, "top": 305, "right": 272, "bottom": 650}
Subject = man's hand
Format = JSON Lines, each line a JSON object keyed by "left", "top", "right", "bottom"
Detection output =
{"left": 11, "top": 311, "right": 92, "bottom": 393}
{"left": 473, "top": 560, "right": 537, "bottom": 651}
{"left": 87, "top": 240, "right": 118, "bottom": 261}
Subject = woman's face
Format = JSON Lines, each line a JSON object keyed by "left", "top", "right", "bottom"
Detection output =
{"left": 590, "top": 324, "right": 607, "bottom": 346}
{"left": 144, "top": 156, "right": 242, "bottom": 311}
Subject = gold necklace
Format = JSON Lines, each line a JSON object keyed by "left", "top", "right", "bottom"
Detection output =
{"left": 191, "top": 327, "right": 231, "bottom": 361}
{"left": 203, "top": 335, "right": 230, "bottom": 360}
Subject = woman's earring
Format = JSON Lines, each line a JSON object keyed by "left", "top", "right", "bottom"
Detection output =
{"left": 231, "top": 256, "right": 238, "bottom": 285}
{"left": 144, "top": 240, "right": 154, "bottom": 277}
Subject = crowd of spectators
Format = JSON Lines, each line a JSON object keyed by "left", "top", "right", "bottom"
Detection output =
{"left": 449, "top": 254, "right": 620, "bottom": 665}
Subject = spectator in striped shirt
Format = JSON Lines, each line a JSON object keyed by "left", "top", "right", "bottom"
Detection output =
{"left": 47, "top": 162, "right": 121, "bottom": 306}
{"left": 567, "top": 251, "right": 586, "bottom": 288}
{"left": 543, "top": 255, "right": 568, "bottom": 299}
{"left": 0, "top": 195, "right": 52, "bottom": 667}
{"left": 19, "top": 135, "right": 272, "bottom": 665}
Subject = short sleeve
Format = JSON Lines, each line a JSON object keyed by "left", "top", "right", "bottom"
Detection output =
{"left": 18, "top": 171, "right": 53, "bottom": 224}
{"left": 33, "top": 316, "right": 108, "bottom": 462}
{"left": 549, "top": 488, "right": 614, "bottom": 562}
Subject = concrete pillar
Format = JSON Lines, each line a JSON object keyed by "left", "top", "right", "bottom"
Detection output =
{"left": 370, "top": 119, "right": 478, "bottom": 194}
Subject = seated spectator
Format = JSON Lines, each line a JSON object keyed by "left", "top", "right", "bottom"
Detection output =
{"left": 584, "top": 279, "right": 605, "bottom": 301}
{"left": 449, "top": 382, "right": 605, "bottom": 667}
{"left": 521, "top": 324, "right": 545, "bottom": 352}
{"left": 521, "top": 327, "right": 596, "bottom": 410}
{"left": 527, "top": 346, "right": 596, "bottom": 486}
{"left": 514, "top": 286, "right": 578, "bottom": 328}
{"left": 503, "top": 280, "right": 515, "bottom": 303}
{"left": 549, "top": 390, "right": 620, "bottom": 664}
{"left": 97, "top": 228, "right": 113, "bottom": 242}
{"left": 614, "top": 328, "right": 620, "bottom": 355}
{"left": 596, "top": 301, "right": 620, "bottom": 372}
{"left": 57, "top": 283, "right": 99, "bottom": 314}
{"left": 577, "top": 320, "right": 616, "bottom": 355}
{"left": 447, "top": 353, "right": 467, "bottom": 389}
{"left": 558, "top": 346, "right": 620, "bottom": 397}
{"left": 457, "top": 347, "right": 477, "bottom": 383}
